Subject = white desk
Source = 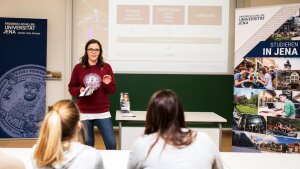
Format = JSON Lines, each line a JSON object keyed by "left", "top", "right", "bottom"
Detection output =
{"left": 116, "top": 111, "right": 227, "bottom": 150}
{"left": 2, "top": 148, "right": 299, "bottom": 169}
{"left": 0, "top": 148, "right": 130, "bottom": 169}
{"left": 221, "top": 152, "right": 300, "bottom": 169}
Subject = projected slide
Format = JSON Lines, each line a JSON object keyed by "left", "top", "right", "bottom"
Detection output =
{"left": 73, "top": 0, "right": 230, "bottom": 74}
{"left": 108, "top": 0, "right": 229, "bottom": 74}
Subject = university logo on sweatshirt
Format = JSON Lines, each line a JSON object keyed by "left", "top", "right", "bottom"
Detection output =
{"left": 84, "top": 73, "right": 101, "bottom": 90}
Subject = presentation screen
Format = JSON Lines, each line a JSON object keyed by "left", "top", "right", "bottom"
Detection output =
{"left": 73, "top": 0, "right": 230, "bottom": 74}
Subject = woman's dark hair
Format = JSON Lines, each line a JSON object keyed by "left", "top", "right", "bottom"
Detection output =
{"left": 80, "top": 39, "right": 104, "bottom": 68}
{"left": 259, "top": 67, "right": 266, "bottom": 74}
{"left": 145, "top": 89, "right": 196, "bottom": 157}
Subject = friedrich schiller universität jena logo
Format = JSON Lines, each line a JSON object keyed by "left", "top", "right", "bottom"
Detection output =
{"left": 0, "top": 65, "right": 46, "bottom": 138}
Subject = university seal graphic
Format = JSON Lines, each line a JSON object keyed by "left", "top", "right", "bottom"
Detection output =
{"left": 84, "top": 73, "right": 101, "bottom": 90}
{"left": 0, "top": 65, "right": 46, "bottom": 138}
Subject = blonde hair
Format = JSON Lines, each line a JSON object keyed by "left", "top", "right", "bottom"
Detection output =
{"left": 34, "top": 99, "right": 80, "bottom": 167}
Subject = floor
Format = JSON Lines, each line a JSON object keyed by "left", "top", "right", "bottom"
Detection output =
{"left": 0, "top": 130, "right": 232, "bottom": 152}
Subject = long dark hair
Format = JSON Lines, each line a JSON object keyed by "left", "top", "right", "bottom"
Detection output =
{"left": 259, "top": 67, "right": 266, "bottom": 75}
{"left": 145, "top": 89, "right": 196, "bottom": 157}
{"left": 80, "top": 39, "right": 104, "bottom": 68}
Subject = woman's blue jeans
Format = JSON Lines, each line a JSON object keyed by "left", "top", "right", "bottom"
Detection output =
{"left": 82, "top": 118, "right": 116, "bottom": 149}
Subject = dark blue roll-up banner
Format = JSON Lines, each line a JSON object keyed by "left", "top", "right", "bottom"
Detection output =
{"left": 0, "top": 17, "right": 47, "bottom": 138}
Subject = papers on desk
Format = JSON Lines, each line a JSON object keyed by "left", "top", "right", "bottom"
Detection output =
{"left": 120, "top": 111, "right": 135, "bottom": 117}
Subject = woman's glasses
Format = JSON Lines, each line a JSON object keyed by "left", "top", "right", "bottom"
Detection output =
{"left": 87, "top": 48, "right": 100, "bottom": 52}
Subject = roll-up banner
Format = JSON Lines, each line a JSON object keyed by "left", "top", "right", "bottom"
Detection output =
{"left": 0, "top": 17, "right": 47, "bottom": 138}
{"left": 233, "top": 4, "right": 300, "bottom": 153}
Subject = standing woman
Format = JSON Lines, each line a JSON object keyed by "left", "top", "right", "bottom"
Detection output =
{"left": 68, "top": 39, "right": 116, "bottom": 149}
{"left": 128, "top": 89, "right": 223, "bottom": 169}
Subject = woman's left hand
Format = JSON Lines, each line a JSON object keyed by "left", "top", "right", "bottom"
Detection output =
{"left": 103, "top": 75, "right": 112, "bottom": 84}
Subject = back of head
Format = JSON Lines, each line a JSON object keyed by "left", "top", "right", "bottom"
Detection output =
{"left": 145, "top": 89, "right": 185, "bottom": 135}
{"left": 145, "top": 89, "right": 195, "bottom": 148}
{"left": 34, "top": 99, "right": 80, "bottom": 167}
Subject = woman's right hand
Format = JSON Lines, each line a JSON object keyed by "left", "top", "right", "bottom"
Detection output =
{"left": 80, "top": 87, "right": 85, "bottom": 93}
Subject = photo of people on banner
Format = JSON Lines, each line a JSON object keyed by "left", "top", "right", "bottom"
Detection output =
{"left": 234, "top": 58, "right": 300, "bottom": 90}
{"left": 233, "top": 57, "right": 300, "bottom": 152}
{"left": 233, "top": 5, "right": 300, "bottom": 153}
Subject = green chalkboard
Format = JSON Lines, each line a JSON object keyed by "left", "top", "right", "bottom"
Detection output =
{"left": 109, "top": 74, "right": 233, "bottom": 128}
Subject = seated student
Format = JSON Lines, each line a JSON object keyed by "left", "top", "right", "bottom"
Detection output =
{"left": 0, "top": 149, "right": 25, "bottom": 169}
{"left": 243, "top": 66, "right": 260, "bottom": 88}
{"left": 26, "top": 100, "right": 104, "bottom": 169}
{"left": 275, "top": 93, "right": 296, "bottom": 119}
{"left": 234, "top": 67, "right": 250, "bottom": 88}
{"left": 128, "top": 89, "right": 223, "bottom": 169}
{"left": 256, "top": 67, "right": 273, "bottom": 90}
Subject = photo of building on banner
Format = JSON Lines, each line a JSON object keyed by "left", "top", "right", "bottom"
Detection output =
{"left": 233, "top": 4, "right": 300, "bottom": 153}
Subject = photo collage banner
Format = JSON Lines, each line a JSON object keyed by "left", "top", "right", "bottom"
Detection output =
{"left": 233, "top": 4, "right": 300, "bottom": 153}
{"left": 0, "top": 17, "right": 47, "bottom": 138}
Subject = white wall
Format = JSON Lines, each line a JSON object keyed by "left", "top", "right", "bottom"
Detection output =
{"left": 0, "top": 0, "right": 71, "bottom": 108}
{"left": 240, "top": 0, "right": 300, "bottom": 8}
